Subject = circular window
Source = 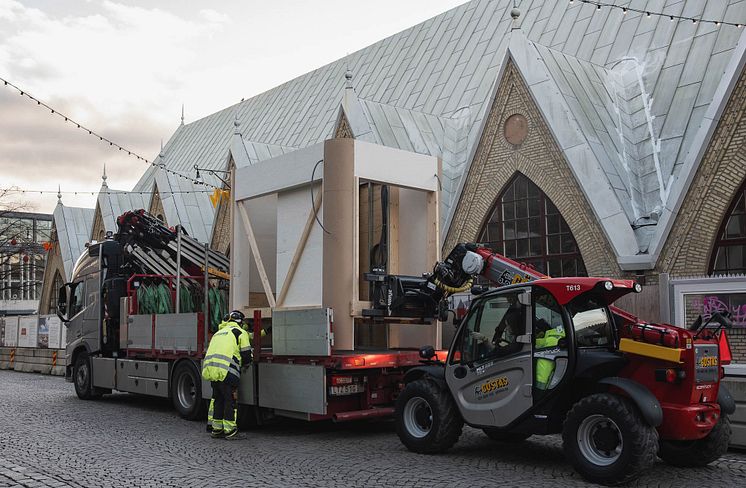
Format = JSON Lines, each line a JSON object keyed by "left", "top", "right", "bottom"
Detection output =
{"left": 504, "top": 114, "right": 528, "bottom": 146}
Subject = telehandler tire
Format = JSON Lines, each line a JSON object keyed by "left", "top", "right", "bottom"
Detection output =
{"left": 395, "top": 379, "right": 463, "bottom": 453}
{"left": 562, "top": 393, "right": 658, "bottom": 486}
{"left": 658, "top": 415, "right": 731, "bottom": 467}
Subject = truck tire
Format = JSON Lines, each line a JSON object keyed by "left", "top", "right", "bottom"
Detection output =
{"left": 171, "top": 361, "right": 206, "bottom": 420}
{"left": 562, "top": 393, "right": 658, "bottom": 486}
{"left": 482, "top": 428, "right": 531, "bottom": 442}
{"left": 73, "top": 352, "right": 101, "bottom": 400}
{"left": 658, "top": 415, "right": 731, "bottom": 467}
{"left": 395, "top": 378, "right": 463, "bottom": 453}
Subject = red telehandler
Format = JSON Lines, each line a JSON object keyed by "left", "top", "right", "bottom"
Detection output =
{"left": 369, "top": 243, "right": 735, "bottom": 485}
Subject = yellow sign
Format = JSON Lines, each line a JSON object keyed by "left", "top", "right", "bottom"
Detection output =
{"left": 476, "top": 376, "right": 510, "bottom": 396}
{"left": 698, "top": 356, "right": 718, "bottom": 368}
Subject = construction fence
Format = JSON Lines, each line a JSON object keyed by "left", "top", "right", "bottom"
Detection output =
{"left": 0, "top": 315, "right": 66, "bottom": 375}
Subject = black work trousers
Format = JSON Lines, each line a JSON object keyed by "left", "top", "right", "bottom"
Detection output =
{"left": 211, "top": 380, "right": 237, "bottom": 430}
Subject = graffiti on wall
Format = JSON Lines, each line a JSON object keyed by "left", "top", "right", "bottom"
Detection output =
{"left": 685, "top": 293, "right": 746, "bottom": 328}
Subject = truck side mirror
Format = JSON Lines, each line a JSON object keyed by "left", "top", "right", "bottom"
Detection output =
{"left": 419, "top": 345, "right": 436, "bottom": 360}
{"left": 57, "top": 284, "right": 69, "bottom": 323}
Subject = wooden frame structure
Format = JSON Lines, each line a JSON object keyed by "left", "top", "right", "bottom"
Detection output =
{"left": 231, "top": 138, "right": 441, "bottom": 351}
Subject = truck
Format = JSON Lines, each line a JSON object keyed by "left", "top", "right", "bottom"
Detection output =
{"left": 59, "top": 140, "right": 450, "bottom": 425}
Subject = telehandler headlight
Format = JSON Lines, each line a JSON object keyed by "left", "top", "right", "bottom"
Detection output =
{"left": 604, "top": 281, "right": 614, "bottom": 291}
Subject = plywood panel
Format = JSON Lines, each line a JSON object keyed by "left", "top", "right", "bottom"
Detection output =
{"left": 398, "top": 188, "right": 429, "bottom": 276}
{"left": 239, "top": 196, "right": 278, "bottom": 307}
{"left": 276, "top": 185, "right": 323, "bottom": 308}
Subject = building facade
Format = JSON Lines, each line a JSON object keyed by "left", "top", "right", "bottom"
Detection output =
{"left": 0, "top": 211, "right": 53, "bottom": 316}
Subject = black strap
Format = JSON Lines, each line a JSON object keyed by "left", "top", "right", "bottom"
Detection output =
{"left": 231, "top": 326, "right": 242, "bottom": 345}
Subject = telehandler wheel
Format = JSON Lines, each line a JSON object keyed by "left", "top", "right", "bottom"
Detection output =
{"left": 482, "top": 428, "right": 531, "bottom": 442}
{"left": 73, "top": 352, "right": 101, "bottom": 400}
{"left": 395, "top": 379, "right": 463, "bottom": 453}
{"left": 171, "top": 361, "right": 206, "bottom": 420}
{"left": 562, "top": 393, "right": 658, "bottom": 486}
{"left": 658, "top": 415, "right": 731, "bottom": 467}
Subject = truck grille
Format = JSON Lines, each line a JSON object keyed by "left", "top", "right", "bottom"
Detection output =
{"left": 694, "top": 343, "right": 719, "bottom": 384}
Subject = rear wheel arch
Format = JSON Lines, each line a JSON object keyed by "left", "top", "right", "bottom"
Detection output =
{"left": 597, "top": 377, "right": 662, "bottom": 427}
{"left": 718, "top": 384, "right": 736, "bottom": 415}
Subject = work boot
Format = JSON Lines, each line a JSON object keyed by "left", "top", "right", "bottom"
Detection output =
{"left": 224, "top": 428, "right": 238, "bottom": 440}
{"left": 206, "top": 424, "right": 214, "bottom": 433}
{"left": 211, "top": 429, "right": 225, "bottom": 439}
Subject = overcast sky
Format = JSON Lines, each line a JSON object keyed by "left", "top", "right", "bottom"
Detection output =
{"left": 0, "top": 0, "right": 467, "bottom": 213}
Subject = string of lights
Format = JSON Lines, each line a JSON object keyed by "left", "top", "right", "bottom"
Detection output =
{"left": 2, "top": 187, "right": 225, "bottom": 196}
{"left": 0, "top": 75, "right": 220, "bottom": 189}
{"left": 570, "top": 0, "right": 744, "bottom": 28}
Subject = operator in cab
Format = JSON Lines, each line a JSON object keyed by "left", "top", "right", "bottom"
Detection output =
{"left": 202, "top": 311, "right": 252, "bottom": 439}
{"left": 534, "top": 318, "right": 566, "bottom": 390}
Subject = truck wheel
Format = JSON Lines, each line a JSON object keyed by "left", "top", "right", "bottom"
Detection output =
{"left": 395, "top": 378, "right": 463, "bottom": 453}
{"left": 562, "top": 393, "right": 658, "bottom": 486}
{"left": 658, "top": 415, "right": 731, "bottom": 467}
{"left": 483, "top": 428, "right": 531, "bottom": 442}
{"left": 73, "top": 352, "right": 100, "bottom": 400}
{"left": 171, "top": 361, "right": 206, "bottom": 420}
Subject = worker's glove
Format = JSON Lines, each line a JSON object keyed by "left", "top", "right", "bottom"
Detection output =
{"left": 470, "top": 331, "right": 489, "bottom": 344}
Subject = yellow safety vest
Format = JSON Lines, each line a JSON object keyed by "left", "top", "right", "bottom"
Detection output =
{"left": 201, "top": 321, "right": 250, "bottom": 382}
{"left": 535, "top": 327, "right": 565, "bottom": 390}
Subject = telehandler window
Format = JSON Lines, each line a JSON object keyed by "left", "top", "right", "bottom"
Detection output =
{"left": 458, "top": 292, "right": 526, "bottom": 364}
{"left": 567, "top": 297, "right": 613, "bottom": 348}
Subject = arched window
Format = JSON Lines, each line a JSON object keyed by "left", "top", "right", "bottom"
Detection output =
{"left": 710, "top": 180, "right": 746, "bottom": 275}
{"left": 478, "top": 174, "right": 586, "bottom": 277}
{"left": 48, "top": 271, "right": 63, "bottom": 313}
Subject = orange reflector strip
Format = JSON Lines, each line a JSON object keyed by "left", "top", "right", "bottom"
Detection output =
{"left": 619, "top": 338, "right": 682, "bottom": 363}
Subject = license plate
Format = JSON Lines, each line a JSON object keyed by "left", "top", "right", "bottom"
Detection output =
{"left": 329, "top": 383, "right": 365, "bottom": 396}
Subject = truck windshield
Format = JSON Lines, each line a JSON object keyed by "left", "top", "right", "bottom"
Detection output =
{"left": 567, "top": 297, "right": 613, "bottom": 348}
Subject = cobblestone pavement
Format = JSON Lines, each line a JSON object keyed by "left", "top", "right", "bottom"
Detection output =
{"left": 1, "top": 370, "right": 745, "bottom": 488}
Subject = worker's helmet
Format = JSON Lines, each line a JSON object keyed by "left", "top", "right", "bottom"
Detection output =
{"left": 227, "top": 310, "right": 245, "bottom": 325}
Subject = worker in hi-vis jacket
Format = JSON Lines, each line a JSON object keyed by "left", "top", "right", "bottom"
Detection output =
{"left": 201, "top": 311, "right": 251, "bottom": 439}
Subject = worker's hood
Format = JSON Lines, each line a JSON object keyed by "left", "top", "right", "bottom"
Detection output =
{"left": 218, "top": 320, "right": 239, "bottom": 330}
{"left": 534, "top": 278, "right": 641, "bottom": 306}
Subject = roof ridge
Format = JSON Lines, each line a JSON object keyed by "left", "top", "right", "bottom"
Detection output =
{"left": 357, "top": 96, "right": 454, "bottom": 120}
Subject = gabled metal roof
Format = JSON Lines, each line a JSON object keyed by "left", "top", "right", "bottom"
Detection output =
{"left": 131, "top": 0, "right": 746, "bottom": 267}
{"left": 52, "top": 204, "right": 94, "bottom": 280}
{"left": 96, "top": 188, "right": 149, "bottom": 233}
